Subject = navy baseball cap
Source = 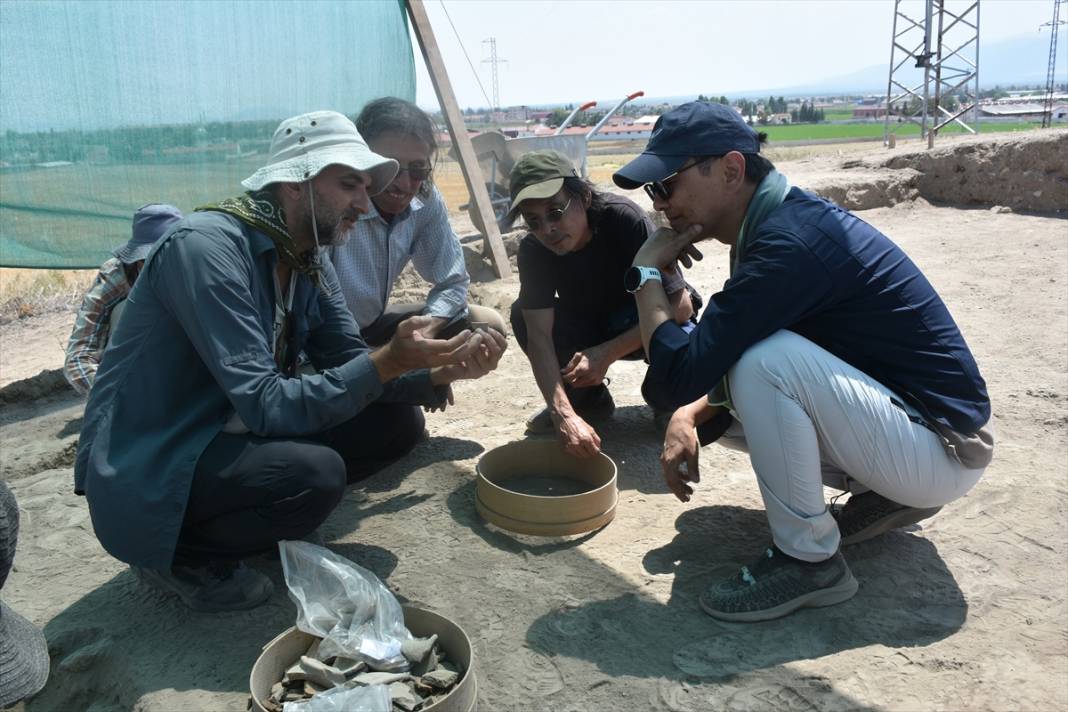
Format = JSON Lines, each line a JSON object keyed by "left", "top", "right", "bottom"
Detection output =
{"left": 613, "top": 102, "right": 762, "bottom": 189}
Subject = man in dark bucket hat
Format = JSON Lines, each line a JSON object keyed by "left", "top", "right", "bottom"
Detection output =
{"left": 615, "top": 101, "right": 993, "bottom": 622}
{"left": 1, "top": 481, "right": 50, "bottom": 707}
{"left": 74, "top": 110, "right": 505, "bottom": 613}
{"left": 64, "top": 203, "right": 183, "bottom": 396}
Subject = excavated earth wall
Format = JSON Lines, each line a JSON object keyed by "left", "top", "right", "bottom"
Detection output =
{"left": 807, "top": 130, "right": 1068, "bottom": 214}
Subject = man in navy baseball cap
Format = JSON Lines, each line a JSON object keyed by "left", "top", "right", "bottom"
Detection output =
{"left": 613, "top": 100, "right": 993, "bottom": 624}
{"left": 613, "top": 101, "right": 762, "bottom": 190}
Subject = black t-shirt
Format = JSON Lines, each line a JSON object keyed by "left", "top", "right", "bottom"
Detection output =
{"left": 517, "top": 193, "right": 666, "bottom": 316}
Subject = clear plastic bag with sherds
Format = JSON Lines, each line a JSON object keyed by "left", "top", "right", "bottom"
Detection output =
{"left": 279, "top": 541, "right": 412, "bottom": 666}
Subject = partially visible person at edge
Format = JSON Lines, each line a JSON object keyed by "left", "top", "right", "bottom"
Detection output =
{"left": 613, "top": 101, "right": 992, "bottom": 622}
{"left": 74, "top": 111, "right": 506, "bottom": 613}
{"left": 329, "top": 97, "right": 507, "bottom": 357}
{"left": 509, "top": 149, "right": 700, "bottom": 458}
{"left": 63, "top": 203, "right": 184, "bottom": 395}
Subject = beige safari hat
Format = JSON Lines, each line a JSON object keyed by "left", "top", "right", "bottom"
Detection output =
{"left": 242, "top": 110, "right": 398, "bottom": 195}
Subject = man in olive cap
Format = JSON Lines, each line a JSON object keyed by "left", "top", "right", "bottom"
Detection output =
{"left": 614, "top": 101, "right": 992, "bottom": 621}
{"left": 75, "top": 110, "right": 505, "bottom": 612}
{"left": 508, "top": 149, "right": 697, "bottom": 458}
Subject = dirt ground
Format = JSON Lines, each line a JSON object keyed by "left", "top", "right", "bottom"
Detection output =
{"left": 1, "top": 132, "right": 1066, "bottom": 712}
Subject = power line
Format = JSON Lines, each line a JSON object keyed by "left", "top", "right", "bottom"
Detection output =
{"left": 437, "top": 1, "right": 493, "bottom": 110}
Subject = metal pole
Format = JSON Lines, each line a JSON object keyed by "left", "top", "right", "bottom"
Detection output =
{"left": 1041, "top": 0, "right": 1065, "bottom": 128}
{"left": 406, "top": 1, "right": 510, "bottom": 277}
{"left": 587, "top": 91, "right": 645, "bottom": 139}
{"left": 931, "top": 0, "right": 947, "bottom": 146}
{"left": 884, "top": 0, "right": 902, "bottom": 146}
{"left": 921, "top": 0, "right": 934, "bottom": 139}
{"left": 555, "top": 101, "right": 597, "bottom": 135}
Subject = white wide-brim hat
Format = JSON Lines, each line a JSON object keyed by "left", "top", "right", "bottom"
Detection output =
{"left": 242, "top": 110, "right": 398, "bottom": 195}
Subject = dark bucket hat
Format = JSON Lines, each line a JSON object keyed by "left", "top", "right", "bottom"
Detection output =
{"left": 1, "top": 481, "right": 50, "bottom": 708}
{"left": 613, "top": 102, "right": 762, "bottom": 189}
{"left": 112, "top": 203, "right": 184, "bottom": 265}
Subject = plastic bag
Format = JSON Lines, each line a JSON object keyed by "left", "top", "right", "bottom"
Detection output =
{"left": 279, "top": 541, "right": 411, "bottom": 665}
{"left": 282, "top": 683, "right": 391, "bottom": 712}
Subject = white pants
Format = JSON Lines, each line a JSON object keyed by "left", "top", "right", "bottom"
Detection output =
{"left": 718, "top": 330, "right": 984, "bottom": 562}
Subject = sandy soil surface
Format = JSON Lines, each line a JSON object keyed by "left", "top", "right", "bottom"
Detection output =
{"left": 1, "top": 133, "right": 1066, "bottom": 712}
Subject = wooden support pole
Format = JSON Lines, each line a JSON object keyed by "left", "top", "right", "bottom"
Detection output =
{"left": 405, "top": 0, "right": 511, "bottom": 278}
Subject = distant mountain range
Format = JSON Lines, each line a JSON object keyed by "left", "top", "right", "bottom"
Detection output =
{"left": 752, "top": 30, "right": 1068, "bottom": 97}
{"left": 587, "top": 30, "right": 1068, "bottom": 108}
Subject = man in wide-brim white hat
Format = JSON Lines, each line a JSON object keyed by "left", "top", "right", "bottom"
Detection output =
{"left": 73, "top": 110, "right": 506, "bottom": 613}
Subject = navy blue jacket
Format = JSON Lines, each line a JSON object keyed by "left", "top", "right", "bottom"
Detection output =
{"left": 646, "top": 187, "right": 990, "bottom": 435}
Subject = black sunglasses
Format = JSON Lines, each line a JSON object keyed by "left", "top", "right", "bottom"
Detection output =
{"left": 397, "top": 163, "right": 432, "bottom": 182}
{"left": 643, "top": 156, "right": 716, "bottom": 202}
{"left": 523, "top": 198, "right": 572, "bottom": 232}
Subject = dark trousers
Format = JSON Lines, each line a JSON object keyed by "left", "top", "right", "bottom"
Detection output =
{"left": 510, "top": 299, "right": 646, "bottom": 405}
{"left": 510, "top": 299, "right": 649, "bottom": 366}
{"left": 173, "top": 402, "right": 425, "bottom": 565}
{"left": 510, "top": 292, "right": 702, "bottom": 409}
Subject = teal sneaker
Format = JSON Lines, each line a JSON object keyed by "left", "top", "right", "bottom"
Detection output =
{"left": 699, "top": 546, "right": 858, "bottom": 622}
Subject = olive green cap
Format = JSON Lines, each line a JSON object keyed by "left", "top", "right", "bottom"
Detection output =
{"left": 508, "top": 150, "right": 579, "bottom": 212}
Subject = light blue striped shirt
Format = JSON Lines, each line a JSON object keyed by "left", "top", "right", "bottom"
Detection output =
{"left": 329, "top": 185, "right": 470, "bottom": 329}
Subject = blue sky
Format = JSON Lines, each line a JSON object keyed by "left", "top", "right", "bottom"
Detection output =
{"left": 414, "top": 0, "right": 1068, "bottom": 109}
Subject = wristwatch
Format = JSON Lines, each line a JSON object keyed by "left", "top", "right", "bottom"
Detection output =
{"left": 624, "top": 265, "right": 662, "bottom": 293}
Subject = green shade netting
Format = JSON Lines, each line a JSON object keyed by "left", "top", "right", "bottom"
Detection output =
{"left": 0, "top": 0, "right": 415, "bottom": 268}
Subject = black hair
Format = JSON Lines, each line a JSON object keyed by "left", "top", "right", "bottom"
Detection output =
{"left": 742, "top": 131, "right": 774, "bottom": 183}
{"left": 694, "top": 132, "right": 775, "bottom": 184}
{"left": 560, "top": 176, "right": 606, "bottom": 225}
{"left": 356, "top": 97, "right": 438, "bottom": 198}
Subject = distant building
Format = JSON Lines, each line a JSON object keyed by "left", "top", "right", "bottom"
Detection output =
{"left": 979, "top": 103, "right": 1046, "bottom": 119}
{"left": 853, "top": 106, "right": 888, "bottom": 119}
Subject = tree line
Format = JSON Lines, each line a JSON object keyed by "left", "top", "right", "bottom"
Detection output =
{"left": 1, "top": 118, "right": 280, "bottom": 166}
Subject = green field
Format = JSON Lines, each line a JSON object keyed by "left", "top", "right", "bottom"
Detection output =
{"left": 0, "top": 120, "right": 1048, "bottom": 269}
{"left": 761, "top": 120, "right": 1041, "bottom": 142}
{"left": 0, "top": 158, "right": 262, "bottom": 268}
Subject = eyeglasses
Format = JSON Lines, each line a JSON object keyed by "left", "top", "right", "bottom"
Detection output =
{"left": 397, "top": 163, "right": 432, "bottom": 182}
{"left": 523, "top": 198, "right": 573, "bottom": 232}
{"left": 643, "top": 156, "right": 715, "bottom": 202}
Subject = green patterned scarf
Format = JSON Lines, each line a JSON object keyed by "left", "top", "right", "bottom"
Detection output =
{"left": 197, "top": 190, "right": 323, "bottom": 286}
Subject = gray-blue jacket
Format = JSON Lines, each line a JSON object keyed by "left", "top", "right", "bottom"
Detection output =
{"left": 74, "top": 211, "right": 441, "bottom": 569}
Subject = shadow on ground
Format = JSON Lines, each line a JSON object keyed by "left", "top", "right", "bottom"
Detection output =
{"left": 526, "top": 504, "right": 965, "bottom": 709}
{"left": 444, "top": 478, "right": 600, "bottom": 555}
{"left": 33, "top": 538, "right": 401, "bottom": 712}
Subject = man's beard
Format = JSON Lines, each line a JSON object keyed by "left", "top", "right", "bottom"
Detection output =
{"left": 304, "top": 187, "right": 358, "bottom": 248}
